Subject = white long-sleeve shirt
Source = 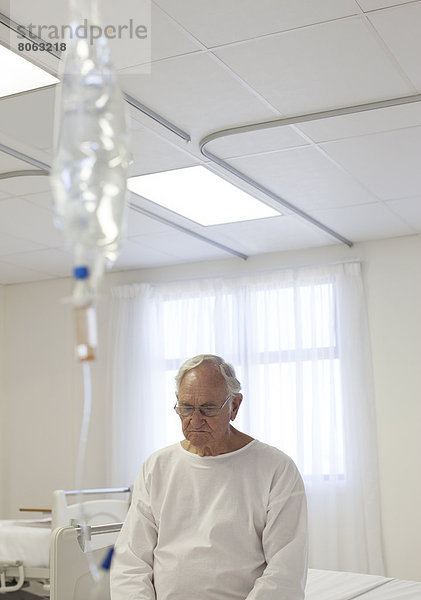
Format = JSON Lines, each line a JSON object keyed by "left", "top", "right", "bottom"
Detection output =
{"left": 111, "top": 440, "right": 308, "bottom": 600}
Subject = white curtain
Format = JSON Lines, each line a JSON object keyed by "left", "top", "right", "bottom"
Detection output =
{"left": 107, "top": 262, "right": 384, "bottom": 574}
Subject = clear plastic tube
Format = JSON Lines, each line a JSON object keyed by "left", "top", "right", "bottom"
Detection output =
{"left": 75, "top": 362, "right": 92, "bottom": 495}
{"left": 76, "top": 361, "right": 100, "bottom": 582}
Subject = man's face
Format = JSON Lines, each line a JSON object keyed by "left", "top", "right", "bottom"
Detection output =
{"left": 176, "top": 363, "right": 242, "bottom": 455}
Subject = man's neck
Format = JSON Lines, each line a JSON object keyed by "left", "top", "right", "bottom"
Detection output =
{"left": 181, "top": 428, "right": 254, "bottom": 457}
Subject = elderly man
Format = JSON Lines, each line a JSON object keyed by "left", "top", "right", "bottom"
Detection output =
{"left": 111, "top": 354, "right": 308, "bottom": 599}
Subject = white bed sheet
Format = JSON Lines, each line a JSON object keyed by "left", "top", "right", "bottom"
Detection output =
{"left": 306, "top": 569, "right": 392, "bottom": 600}
{"left": 306, "top": 569, "right": 421, "bottom": 600}
{"left": 361, "top": 578, "right": 421, "bottom": 600}
{"left": 0, "top": 519, "right": 51, "bottom": 567}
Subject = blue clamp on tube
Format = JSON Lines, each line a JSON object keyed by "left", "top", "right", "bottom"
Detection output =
{"left": 101, "top": 547, "right": 114, "bottom": 571}
{"left": 74, "top": 265, "right": 90, "bottom": 280}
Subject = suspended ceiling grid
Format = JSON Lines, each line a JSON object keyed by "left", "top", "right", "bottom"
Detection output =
{"left": 0, "top": 0, "right": 420, "bottom": 284}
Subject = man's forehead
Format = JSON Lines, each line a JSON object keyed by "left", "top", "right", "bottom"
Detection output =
{"left": 179, "top": 363, "right": 226, "bottom": 390}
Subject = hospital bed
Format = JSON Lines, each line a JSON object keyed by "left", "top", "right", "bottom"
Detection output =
{"left": 9, "top": 502, "right": 419, "bottom": 599}
{"left": 0, "top": 487, "right": 130, "bottom": 595}
{"left": 51, "top": 546, "right": 421, "bottom": 600}
{"left": 48, "top": 520, "right": 421, "bottom": 600}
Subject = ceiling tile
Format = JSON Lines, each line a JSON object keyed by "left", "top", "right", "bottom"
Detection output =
{"left": 0, "top": 232, "right": 46, "bottom": 256}
{"left": 0, "top": 87, "right": 56, "bottom": 150}
{"left": 0, "top": 260, "right": 54, "bottom": 285}
{"left": 0, "top": 174, "right": 52, "bottom": 197}
{"left": 118, "top": 52, "right": 277, "bottom": 141}
{"left": 227, "top": 146, "right": 377, "bottom": 211}
{"left": 205, "top": 214, "right": 336, "bottom": 253}
{"left": 128, "top": 125, "right": 200, "bottom": 176}
{"left": 153, "top": 0, "right": 359, "bottom": 47}
{"left": 97, "top": 1, "right": 151, "bottom": 71}
{"left": 320, "top": 126, "right": 421, "bottom": 200}
{"left": 126, "top": 205, "right": 172, "bottom": 236}
{"left": 103, "top": 1, "right": 201, "bottom": 70}
{"left": 358, "top": 0, "right": 416, "bottom": 11}
{"left": 20, "top": 191, "right": 54, "bottom": 210}
{"left": 130, "top": 228, "right": 232, "bottom": 262}
{"left": 0, "top": 153, "right": 37, "bottom": 173}
{"left": 6, "top": 0, "right": 74, "bottom": 30}
{"left": 148, "top": 3, "right": 202, "bottom": 63}
{"left": 0, "top": 197, "right": 63, "bottom": 246}
{"left": 2, "top": 248, "right": 73, "bottom": 278}
{"left": 386, "top": 197, "right": 421, "bottom": 231}
{"left": 205, "top": 125, "right": 309, "bottom": 159}
{"left": 309, "top": 202, "right": 414, "bottom": 241}
{"left": 297, "top": 102, "right": 421, "bottom": 142}
{"left": 214, "top": 16, "right": 414, "bottom": 116}
{"left": 368, "top": 2, "right": 421, "bottom": 90}
{"left": 114, "top": 238, "right": 182, "bottom": 269}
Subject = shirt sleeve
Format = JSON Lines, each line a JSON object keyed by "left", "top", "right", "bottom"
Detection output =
{"left": 245, "top": 460, "right": 308, "bottom": 600}
{"left": 110, "top": 464, "right": 157, "bottom": 600}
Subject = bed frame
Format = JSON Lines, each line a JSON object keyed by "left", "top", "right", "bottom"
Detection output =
{"left": 50, "top": 522, "right": 123, "bottom": 600}
{"left": 0, "top": 487, "right": 130, "bottom": 596}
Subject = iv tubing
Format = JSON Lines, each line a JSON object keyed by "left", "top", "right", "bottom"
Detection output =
{"left": 75, "top": 361, "right": 99, "bottom": 582}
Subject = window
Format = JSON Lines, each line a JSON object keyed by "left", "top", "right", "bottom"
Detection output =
{"left": 161, "top": 279, "right": 344, "bottom": 478}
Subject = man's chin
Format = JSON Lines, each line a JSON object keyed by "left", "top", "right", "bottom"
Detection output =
{"left": 186, "top": 431, "right": 210, "bottom": 443}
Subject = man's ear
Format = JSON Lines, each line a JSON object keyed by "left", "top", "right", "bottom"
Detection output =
{"left": 230, "top": 394, "right": 243, "bottom": 421}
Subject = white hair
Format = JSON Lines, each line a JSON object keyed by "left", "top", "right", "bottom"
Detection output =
{"left": 175, "top": 354, "right": 241, "bottom": 396}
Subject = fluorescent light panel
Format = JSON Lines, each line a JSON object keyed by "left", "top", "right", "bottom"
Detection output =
{"left": 128, "top": 166, "right": 281, "bottom": 226}
{"left": 0, "top": 44, "right": 59, "bottom": 98}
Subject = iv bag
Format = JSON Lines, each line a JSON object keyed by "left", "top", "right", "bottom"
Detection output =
{"left": 50, "top": 0, "right": 129, "bottom": 272}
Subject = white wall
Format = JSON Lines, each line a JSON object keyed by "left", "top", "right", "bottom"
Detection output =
{"left": 361, "top": 238, "right": 421, "bottom": 581}
{"left": 1, "top": 234, "right": 420, "bottom": 581}
{"left": 0, "top": 277, "right": 109, "bottom": 515}
{"left": 0, "top": 284, "right": 5, "bottom": 516}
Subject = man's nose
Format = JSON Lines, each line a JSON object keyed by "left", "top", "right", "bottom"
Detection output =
{"left": 190, "top": 408, "right": 206, "bottom": 424}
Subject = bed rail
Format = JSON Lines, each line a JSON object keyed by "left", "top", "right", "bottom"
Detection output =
{"left": 77, "top": 522, "right": 123, "bottom": 535}
{"left": 75, "top": 521, "right": 123, "bottom": 551}
{"left": 64, "top": 487, "right": 131, "bottom": 496}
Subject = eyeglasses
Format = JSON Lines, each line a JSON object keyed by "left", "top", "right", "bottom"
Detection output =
{"left": 174, "top": 394, "right": 232, "bottom": 418}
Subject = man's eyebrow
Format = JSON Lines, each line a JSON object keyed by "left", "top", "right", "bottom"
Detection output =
{"left": 179, "top": 400, "right": 217, "bottom": 406}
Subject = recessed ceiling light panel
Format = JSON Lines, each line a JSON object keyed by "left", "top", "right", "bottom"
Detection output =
{"left": 0, "top": 44, "right": 59, "bottom": 98}
{"left": 128, "top": 166, "right": 281, "bottom": 225}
